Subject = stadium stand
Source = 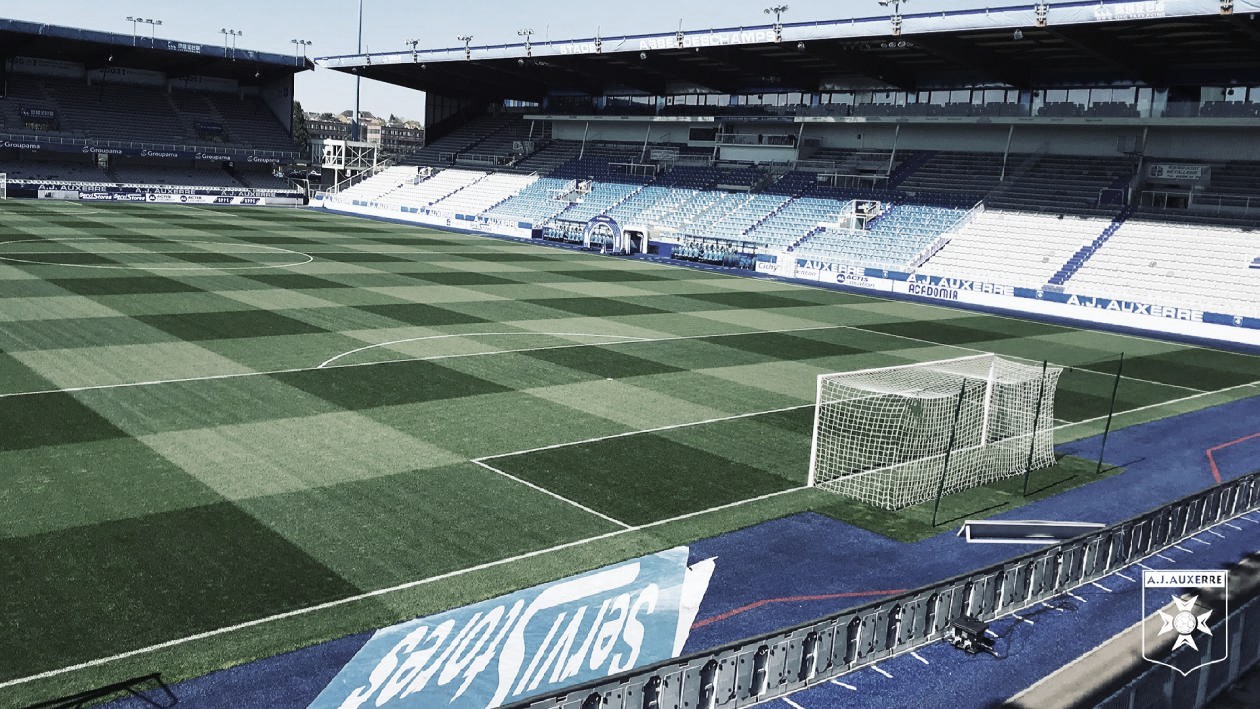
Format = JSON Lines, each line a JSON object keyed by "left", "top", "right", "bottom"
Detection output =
{"left": 429, "top": 172, "right": 539, "bottom": 215}
{"left": 1063, "top": 219, "right": 1260, "bottom": 318}
{"left": 916, "top": 211, "right": 1116, "bottom": 289}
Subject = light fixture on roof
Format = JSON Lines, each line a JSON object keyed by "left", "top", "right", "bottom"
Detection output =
{"left": 1220, "top": 0, "right": 1235, "bottom": 15}
{"left": 291, "top": 39, "right": 312, "bottom": 67}
{"left": 676, "top": 19, "right": 685, "bottom": 49}
{"left": 765, "top": 5, "right": 789, "bottom": 43}
{"left": 878, "top": 0, "right": 908, "bottom": 37}
{"left": 518, "top": 28, "right": 534, "bottom": 58}
{"left": 594, "top": 27, "right": 603, "bottom": 54}
{"left": 220, "top": 28, "right": 242, "bottom": 60}
{"left": 458, "top": 34, "right": 474, "bottom": 61}
{"left": 639, "top": 51, "right": 647, "bottom": 60}
{"left": 1035, "top": 2, "right": 1050, "bottom": 27}
{"left": 406, "top": 39, "right": 419, "bottom": 63}
{"left": 1013, "top": 29, "right": 1024, "bottom": 40}
{"left": 127, "top": 17, "right": 162, "bottom": 47}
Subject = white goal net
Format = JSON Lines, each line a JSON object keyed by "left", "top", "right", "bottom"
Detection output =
{"left": 0, "top": 173, "right": 7, "bottom": 200}
{"left": 808, "top": 354, "right": 1062, "bottom": 509}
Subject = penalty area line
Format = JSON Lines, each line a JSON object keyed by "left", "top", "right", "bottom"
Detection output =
{"left": 470, "top": 459, "right": 632, "bottom": 530}
{"left": 478, "top": 404, "right": 814, "bottom": 462}
{"left": 0, "top": 486, "right": 807, "bottom": 691}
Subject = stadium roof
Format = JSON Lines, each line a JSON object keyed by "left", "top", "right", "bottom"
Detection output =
{"left": 0, "top": 18, "right": 310, "bottom": 83}
{"left": 318, "top": 0, "right": 1260, "bottom": 99}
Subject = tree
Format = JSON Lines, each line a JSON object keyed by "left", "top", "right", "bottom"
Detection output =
{"left": 291, "top": 100, "right": 311, "bottom": 153}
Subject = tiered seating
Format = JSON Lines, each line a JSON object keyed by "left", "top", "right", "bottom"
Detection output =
{"left": 553, "top": 182, "right": 642, "bottom": 223}
{"left": 384, "top": 169, "right": 488, "bottom": 208}
{"left": 200, "top": 93, "right": 297, "bottom": 152}
{"left": 333, "top": 166, "right": 420, "bottom": 203}
{"left": 0, "top": 159, "right": 112, "bottom": 182}
{"left": 512, "top": 141, "right": 582, "bottom": 175}
{"left": 45, "top": 79, "right": 187, "bottom": 144}
{"left": 112, "top": 165, "right": 242, "bottom": 188}
{"left": 744, "top": 197, "right": 850, "bottom": 250}
{"left": 403, "top": 114, "right": 516, "bottom": 167}
{"left": 681, "top": 194, "right": 790, "bottom": 244}
{"left": 1064, "top": 220, "right": 1260, "bottom": 317}
{"left": 793, "top": 204, "right": 967, "bottom": 269}
{"left": 482, "top": 177, "right": 575, "bottom": 224}
{"left": 429, "top": 172, "right": 538, "bottom": 215}
{"left": 986, "top": 154, "right": 1132, "bottom": 216}
{"left": 3, "top": 75, "right": 296, "bottom": 153}
{"left": 0, "top": 74, "right": 63, "bottom": 134}
{"left": 916, "top": 210, "right": 1111, "bottom": 288}
{"left": 896, "top": 152, "right": 1003, "bottom": 204}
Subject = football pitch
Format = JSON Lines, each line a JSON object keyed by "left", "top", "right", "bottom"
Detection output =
{"left": 1, "top": 201, "right": 1257, "bottom": 703}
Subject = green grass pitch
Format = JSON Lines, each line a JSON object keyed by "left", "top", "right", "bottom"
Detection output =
{"left": 0, "top": 200, "right": 1256, "bottom": 703}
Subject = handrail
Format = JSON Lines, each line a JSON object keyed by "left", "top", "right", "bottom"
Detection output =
{"left": 0, "top": 129, "right": 299, "bottom": 161}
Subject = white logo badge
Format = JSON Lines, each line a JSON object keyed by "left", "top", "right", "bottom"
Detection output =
{"left": 1142, "top": 570, "right": 1228, "bottom": 676}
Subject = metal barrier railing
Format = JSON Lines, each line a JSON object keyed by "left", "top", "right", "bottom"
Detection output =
{"left": 508, "top": 471, "right": 1260, "bottom": 709}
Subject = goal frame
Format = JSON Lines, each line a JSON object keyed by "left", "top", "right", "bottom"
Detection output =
{"left": 807, "top": 354, "right": 1060, "bottom": 509}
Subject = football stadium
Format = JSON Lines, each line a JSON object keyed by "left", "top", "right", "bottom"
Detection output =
{"left": 1, "top": 1, "right": 1259, "bottom": 707}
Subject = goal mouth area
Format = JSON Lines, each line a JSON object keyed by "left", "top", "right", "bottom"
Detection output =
{"left": 808, "top": 354, "right": 1063, "bottom": 510}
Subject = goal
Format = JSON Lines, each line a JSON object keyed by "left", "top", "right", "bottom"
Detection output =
{"left": 808, "top": 354, "right": 1062, "bottom": 509}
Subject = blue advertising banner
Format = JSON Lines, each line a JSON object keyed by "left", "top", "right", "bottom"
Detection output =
{"left": 309, "top": 547, "right": 714, "bottom": 709}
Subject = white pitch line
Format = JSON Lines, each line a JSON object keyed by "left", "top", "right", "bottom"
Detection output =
{"left": 830, "top": 680, "right": 858, "bottom": 691}
{"left": 318, "top": 331, "right": 656, "bottom": 368}
{"left": 1114, "top": 571, "right": 1135, "bottom": 583}
{"left": 1156, "top": 553, "right": 1177, "bottom": 563}
{"left": 1091, "top": 581, "right": 1113, "bottom": 593}
{"left": 0, "top": 323, "right": 843, "bottom": 400}
{"left": 870, "top": 664, "right": 892, "bottom": 679}
{"left": 1190, "top": 537, "right": 1212, "bottom": 546}
{"left": 782, "top": 698, "right": 807, "bottom": 709}
{"left": 1012, "top": 613, "right": 1035, "bottom": 625}
{"left": 1208, "top": 529, "right": 1227, "bottom": 539}
{"left": 1066, "top": 592, "right": 1088, "bottom": 603}
{"left": 1135, "top": 562, "right": 1154, "bottom": 571}
{"left": 0, "top": 237, "right": 313, "bottom": 271}
{"left": 1223, "top": 522, "right": 1243, "bottom": 531}
{"left": 471, "top": 459, "right": 631, "bottom": 529}
{"left": 478, "top": 404, "right": 814, "bottom": 461}
{"left": 1052, "top": 379, "right": 1260, "bottom": 433}
{"left": 985, "top": 629, "right": 999, "bottom": 638}
{"left": 0, "top": 485, "right": 807, "bottom": 691}
{"left": 910, "top": 651, "right": 929, "bottom": 665}
{"left": 1173, "top": 544, "right": 1193, "bottom": 554}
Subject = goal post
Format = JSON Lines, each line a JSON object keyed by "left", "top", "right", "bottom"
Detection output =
{"left": 0, "top": 173, "right": 7, "bottom": 200}
{"left": 808, "top": 354, "right": 1062, "bottom": 509}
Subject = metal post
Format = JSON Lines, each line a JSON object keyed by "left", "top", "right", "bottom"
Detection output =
{"left": 1022, "top": 360, "right": 1050, "bottom": 497}
{"left": 353, "top": 0, "right": 364, "bottom": 142}
{"left": 1000, "top": 124, "right": 1015, "bottom": 181}
{"left": 932, "top": 379, "right": 970, "bottom": 527}
{"left": 1095, "top": 352, "right": 1124, "bottom": 475}
{"left": 888, "top": 123, "right": 900, "bottom": 175}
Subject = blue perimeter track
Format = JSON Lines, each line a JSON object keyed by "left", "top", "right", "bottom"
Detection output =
{"left": 106, "top": 395, "right": 1260, "bottom": 708}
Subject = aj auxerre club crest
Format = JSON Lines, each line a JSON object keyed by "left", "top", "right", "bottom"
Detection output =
{"left": 1141, "top": 570, "right": 1228, "bottom": 676}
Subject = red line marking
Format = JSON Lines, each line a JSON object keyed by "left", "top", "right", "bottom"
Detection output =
{"left": 692, "top": 589, "right": 906, "bottom": 629}
{"left": 1205, "top": 432, "right": 1260, "bottom": 485}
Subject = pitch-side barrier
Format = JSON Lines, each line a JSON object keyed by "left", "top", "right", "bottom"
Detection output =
{"left": 508, "top": 470, "right": 1260, "bottom": 709}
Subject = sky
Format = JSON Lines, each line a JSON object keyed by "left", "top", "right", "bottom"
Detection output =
{"left": 5, "top": 0, "right": 983, "bottom": 122}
